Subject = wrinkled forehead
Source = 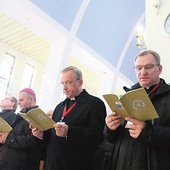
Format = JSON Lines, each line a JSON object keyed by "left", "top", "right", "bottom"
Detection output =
{"left": 135, "top": 54, "right": 156, "bottom": 65}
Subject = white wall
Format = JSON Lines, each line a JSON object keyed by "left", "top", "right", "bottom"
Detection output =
{"left": 146, "top": 0, "right": 170, "bottom": 83}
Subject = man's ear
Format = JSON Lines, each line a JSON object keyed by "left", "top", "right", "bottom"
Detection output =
{"left": 79, "top": 79, "right": 83, "bottom": 85}
{"left": 158, "top": 64, "right": 162, "bottom": 74}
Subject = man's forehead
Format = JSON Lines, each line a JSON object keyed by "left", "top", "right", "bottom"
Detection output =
{"left": 18, "top": 92, "right": 27, "bottom": 98}
{"left": 4, "top": 97, "right": 12, "bottom": 100}
{"left": 136, "top": 55, "right": 155, "bottom": 63}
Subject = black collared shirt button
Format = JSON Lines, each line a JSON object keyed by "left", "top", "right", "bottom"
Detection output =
{"left": 11, "top": 139, "right": 15, "bottom": 143}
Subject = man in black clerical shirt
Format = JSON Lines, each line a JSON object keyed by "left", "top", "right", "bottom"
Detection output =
{"left": 104, "top": 49, "right": 170, "bottom": 170}
{"left": 32, "top": 66, "right": 106, "bottom": 170}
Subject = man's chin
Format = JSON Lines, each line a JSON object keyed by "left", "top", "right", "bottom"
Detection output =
{"left": 140, "top": 81, "right": 150, "bottom": 87}
{"left": 65, "top": 94, "right": 70, "bottom": 98}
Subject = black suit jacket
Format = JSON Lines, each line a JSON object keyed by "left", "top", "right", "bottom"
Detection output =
{"left": 0, "top": 106, "right": 42, "bottom": 170}
{"left": 45, "top": 89, "right": 106, "bottom": 170}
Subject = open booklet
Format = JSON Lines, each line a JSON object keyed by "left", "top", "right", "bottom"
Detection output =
{"left": 0, "top": 117, "right": 13, "bottom": 133}
{"left": 103, "top": 88, "right": 159, "bottom": 121}
{"left": 18, "top": 108, "right": 55, "bottom": 131}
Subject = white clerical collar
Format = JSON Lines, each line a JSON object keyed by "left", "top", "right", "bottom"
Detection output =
{"left": 70, "top": 97, "right": 75, "bottom": 100}
{"left": 144, "top": 79, "right": 160, "bottom": 89}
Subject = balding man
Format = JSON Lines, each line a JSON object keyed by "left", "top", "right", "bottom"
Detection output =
{"left": 0, "top": 96, "right": 17, "bottom": 161}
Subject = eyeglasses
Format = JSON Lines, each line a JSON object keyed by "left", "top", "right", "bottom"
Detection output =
{"left": 61, "top": 79, "right": 79, "bottom": 87}
{"left": 134, "top": 64, "right": 159, "bottom": 71}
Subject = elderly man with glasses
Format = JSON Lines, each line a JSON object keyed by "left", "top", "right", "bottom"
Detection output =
{"left": 0, "top": 96, "right": 17, "bottom": 127}
{"left": 32, "top": 66, "right": 106, "bottom": 170}
{"left": 0, "top": 96, "right": 17, "bottom": 161}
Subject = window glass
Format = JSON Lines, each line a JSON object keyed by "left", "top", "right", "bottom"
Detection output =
{"left": 21, "top": 64, "right": 34, "bottom": 89}
{"left": 0, "top": 53, "right": 15, "bottom": 99}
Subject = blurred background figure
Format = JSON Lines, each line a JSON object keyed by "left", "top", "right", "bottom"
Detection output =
{"left": 46, "top": 109, "right": 53, "bottom": 119}
{"left": 0, "top": 96, "right": 17, "bottom": 161}
{"left": 0, "top": 96, "right": 17, "bottom": 126}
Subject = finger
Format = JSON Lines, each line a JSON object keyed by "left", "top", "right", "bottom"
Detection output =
{"left": 106, "top": 112, "right": 117, "bottom": 119}
{"left": 29, "top": 124, "right": 34, "bottom": 129}
{"left": 106, "top": 114, "right": 122, "bottom": 123}
{"left": 110, "top": 112, "right": 117, "bottom": 116}
{"left": 129, "top": 128, "right": 135, "bottom": 134}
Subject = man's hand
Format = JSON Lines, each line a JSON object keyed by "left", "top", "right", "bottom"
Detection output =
{"left": 54, "top": 122, "right": 68, "bottom": 137}
{"left": 0, "top": 133, "right": 8, "bottom": 144}
{"left": 29, "top": 124, "right": 43, "bottom": 139}
{"left": 105, "top": 112, "right": 123, "bottom": 130}
{"left": 125, "top": 117, "right": 146, "bottom": 139}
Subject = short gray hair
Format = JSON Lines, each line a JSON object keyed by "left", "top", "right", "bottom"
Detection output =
{"left": 61, "top": 66, "right": 83, "bottom": 80}
{"left": 134, "top": 49, "right": 161, "bottom": 64}
{"left": 11, "top": 96, "right": 18, "bottom": 111}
